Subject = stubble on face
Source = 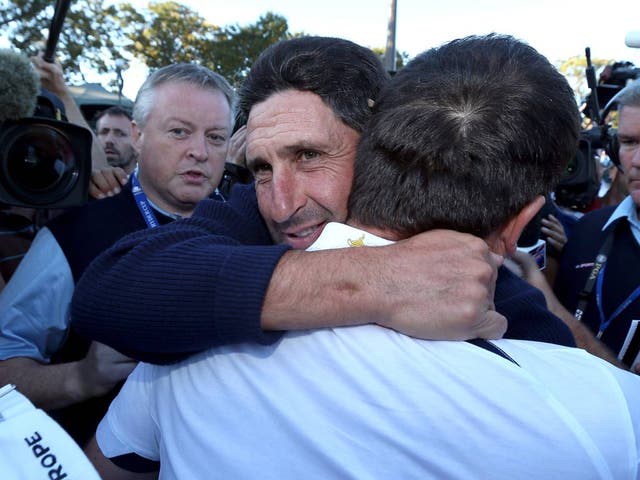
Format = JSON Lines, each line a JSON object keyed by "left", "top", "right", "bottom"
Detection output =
{"left": 245, "top": 90, "right": 360, "bottom": 249}
{"left": 618, "top": 105, "right": 640, "bottom": 207}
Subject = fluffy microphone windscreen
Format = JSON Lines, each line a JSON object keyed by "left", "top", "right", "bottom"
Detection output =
{"left": 0, "top": 49, "right": 40, "bottom": 122}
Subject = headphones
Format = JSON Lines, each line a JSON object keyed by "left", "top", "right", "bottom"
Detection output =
{"left": 600, "top": 91, "right": 625, "bottom": 173}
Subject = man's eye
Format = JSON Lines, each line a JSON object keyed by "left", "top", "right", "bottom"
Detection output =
{"left": 301, "top": 150, "right": 319, "bottom": 160}
{"left": 170, "top": 128, "right": 187, "bottom": 137}
{"left": 208, "top": 134, "right": 226, "bottom": 144}
{"left": 251, "top": 163, "right": 271, "bottom": 174}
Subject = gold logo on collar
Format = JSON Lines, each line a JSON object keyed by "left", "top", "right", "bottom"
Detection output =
{"left": 347, "top": 234, "right": 365, "bottom": 247}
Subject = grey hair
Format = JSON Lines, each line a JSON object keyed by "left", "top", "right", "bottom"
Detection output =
{"left": 614, "top": 79, "right": 640, "bottom": 110}
{"left": 133, "top": 63, "right": 236, "bottom": 128}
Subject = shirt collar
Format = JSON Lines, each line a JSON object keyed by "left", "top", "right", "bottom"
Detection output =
{"left": 602, "top": 195, "right": 640, "bottom": 245}
{"left": 306, "top": 222, "right": 394, "bottom": 251}
{"left": 146, "top": 197, "right": 182, "bottom": 221}
{"left": 603, "top": 196, "right": 639, "bottom": 229}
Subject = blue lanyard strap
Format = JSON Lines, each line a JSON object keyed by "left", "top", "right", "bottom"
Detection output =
{"left": 595, "top": 263, "right": 640, "bottom": 338}
{"left": 131, "top": 172, "right": 160, "bottom": 229}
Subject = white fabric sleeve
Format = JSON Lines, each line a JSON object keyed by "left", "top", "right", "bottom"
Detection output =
{"left": 0, "top": 385, "right": 101, "bottom": 479}
{"left": 604, "top": 365, "right": 640, "bottom": 479}
{"left": 96, "top": 362, "right": 159, "bottom": 461}
{"left": 0, "top": 227, "right": 74, "bottom": 362}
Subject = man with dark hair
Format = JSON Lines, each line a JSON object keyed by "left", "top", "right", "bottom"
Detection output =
{"left": 348, "top": 34, "right": 583, "bottom": 344}
{"left": 94, "top": 106, "right": 137, "bottom": 174}
{"left": 72, "top": 37, "right": 508, "bottom": 364}
{"left": 87, "top": 35, "right": 640, "bottom": 479}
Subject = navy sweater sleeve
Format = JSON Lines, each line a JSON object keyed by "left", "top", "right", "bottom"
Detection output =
{"left": 71, "top": 184, "right": 290, "bottom": 363}
{"left": 495, "top": 267, "right": 576, "bottom": 347}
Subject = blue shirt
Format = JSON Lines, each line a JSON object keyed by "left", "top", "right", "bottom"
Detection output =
{"left": 603, "top": 195, "right": 640, "bottom": 245}
{"left": 0, "top": 227, "right": 73, "bottom": 362}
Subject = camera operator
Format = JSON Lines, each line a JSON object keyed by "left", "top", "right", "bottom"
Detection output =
{"left": 555, "top": 79, "right": 640, "bottom": 374}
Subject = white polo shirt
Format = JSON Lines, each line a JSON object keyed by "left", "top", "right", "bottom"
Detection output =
{"left": 97, "top": 223, "right": 640, "bottom": 479}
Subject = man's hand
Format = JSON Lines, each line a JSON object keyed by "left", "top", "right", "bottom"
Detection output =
{"left": 509, "top": 250, "right": 627, "bottom": 370}
{"left": 264, "top": 229, "right": 506, "bottom": 341}
{"left": 90, "top": 167, "right": 129, "bottom": 199}
{"left": 75, "top": 342, "right": 137, "bottom": 399}
{"left": 30, "top": 54, "right": 68, "bottom": 98}
{"left": 507, "top": 250, "right": 559, "bottom": 309}
{"left": 541, "top": 214, "right": 567, "bottom": 252}
{"left": 31, "top": 53, "right": 110, "bottom": 169}
{"left": 375, "top": 230, "right": 506, "bottom": 340}
{"left": 226, "top": 125, "right": 247, "bottom": 167}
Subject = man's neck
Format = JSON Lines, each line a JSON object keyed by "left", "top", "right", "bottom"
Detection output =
{"left": 134, "top": 170, "right": 192, "bottom": 220}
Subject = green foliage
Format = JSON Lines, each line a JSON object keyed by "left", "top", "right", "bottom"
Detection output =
{"left": 1, "top": 0, "right": 126, "bottom": 80}
{"left": 557, "top": 54, "right": 614, "bottom": 102}
{"left": 118, "top": 1, "right": 218, "bottom": 68}
{"left": 0, "top": 0, "right": 395, "bottom": 91}
{"left": 205, "top": 12, "right": 294, "bottom": 86}
{"left": 111, "top": 5, "right": 295, "bottom": 85}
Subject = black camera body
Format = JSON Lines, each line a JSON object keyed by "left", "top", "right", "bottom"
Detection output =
{"left": 0, "top": 0, "right": 93, "bottom": 210}
{"left": 0, "top": 114, "right": 92, "bottom": 208}
{"left": 554, "top": 58, "right": 639, "bottom": 211}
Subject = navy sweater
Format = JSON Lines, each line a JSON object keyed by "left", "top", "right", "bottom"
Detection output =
{"left": 555, "top": 206, "right": 640, "bottom": 357}
{"left": 44, "top": 183, "right": 175, "bottom": 446}
{"left": 72, "top": 183, "right": 575, "bottom": 364}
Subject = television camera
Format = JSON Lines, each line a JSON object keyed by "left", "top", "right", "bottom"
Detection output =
{"left": 0, "top": 0, "right": 92, "bottom": 209}
{"left": 554, "top": 45, "right": 640, "bottom": 211}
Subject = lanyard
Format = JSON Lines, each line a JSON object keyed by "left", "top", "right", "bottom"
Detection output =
{"left": 574, "top": 220, "right": 620, "bottom": 321}
{"left": 594, "top": 263, "right": 640, "bottom": 338}
{"left": 130, "top": 171, "right": 160, "bottom": 229}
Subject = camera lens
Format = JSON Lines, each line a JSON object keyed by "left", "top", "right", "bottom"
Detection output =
{"left": 0, "top": 122, "right": 78, "bottom": 205}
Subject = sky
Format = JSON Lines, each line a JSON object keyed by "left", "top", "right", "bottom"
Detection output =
{"left": 7, "top": 0, "right": 640, "bottom": 98}
{"left": 110, "top": 0, "right": 640, "bottom": 99}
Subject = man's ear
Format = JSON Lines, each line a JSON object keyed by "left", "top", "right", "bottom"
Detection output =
{"left": 495, "top": 195, "right": 546, "bottom": 256}
{"left": 131, "top": 121, "right": 143, "bottom": 155}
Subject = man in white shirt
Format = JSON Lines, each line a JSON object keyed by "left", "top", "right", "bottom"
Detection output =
{"left": 88, "top": 35, "right": 640, "bottom": 479}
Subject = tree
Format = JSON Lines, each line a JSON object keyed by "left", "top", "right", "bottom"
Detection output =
{"left": 0, "top": 0, "right": 127, "bottom": 81}
{"left": 113, "top": 6, "right": 295, "bottom": 86}
{"left": 117, "top": 1, "right": 218, "bottom": 68}
{"left": 205, "top": 12, "right": 295, "bottom": 86}
{"left": 558, "top": 54, "right": 614, "bottom": 105}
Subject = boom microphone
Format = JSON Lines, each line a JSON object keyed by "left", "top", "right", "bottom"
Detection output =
{"left": 0, "top": 49, "right": 40, "bottom": 123}
{"left": 625, "top": 32, "right": 640, "bottom": 49}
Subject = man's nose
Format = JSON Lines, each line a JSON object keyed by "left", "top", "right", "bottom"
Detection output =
{"left": 189, "top": 135, "right": 209, "bottom": 162}
{"left": 104, "top": 130, "right": 120, "bottom": 142}
{"left": 270, "top": 168, "right": 304, "bottom": 224}
{"left": 631, "top": 144, "right": 640, "bottom": 167}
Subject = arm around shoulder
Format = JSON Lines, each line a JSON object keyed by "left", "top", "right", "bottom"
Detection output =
{"left": 263, "top": 229, "right": 506, "bottom": 340}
